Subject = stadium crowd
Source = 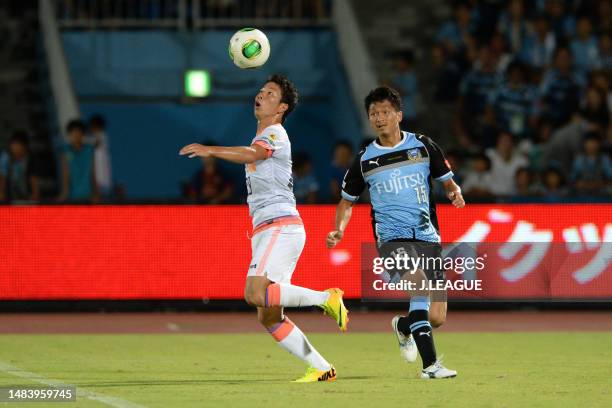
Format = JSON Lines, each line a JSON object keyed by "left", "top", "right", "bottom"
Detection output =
{"left": 415, "top": 0, "right": 611, "bottom": 202}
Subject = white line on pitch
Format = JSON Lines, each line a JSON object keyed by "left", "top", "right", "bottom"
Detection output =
{"left": 0, "top": 361, "right": 146, "bottom": 408}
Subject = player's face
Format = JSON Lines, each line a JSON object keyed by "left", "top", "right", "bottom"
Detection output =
{"left": 254, "top": 82, "right": 287, "bottom": 121}
{"left": 368, "top": 100, "right": 402, "bottom": 137}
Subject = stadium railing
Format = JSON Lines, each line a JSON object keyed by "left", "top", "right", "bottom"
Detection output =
{"left": 54, "top": 0, "right": 332, "bottom": 29}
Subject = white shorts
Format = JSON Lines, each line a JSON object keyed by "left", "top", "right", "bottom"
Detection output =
{"left": 248, "top": 223, "right": 306, "bottom": 283}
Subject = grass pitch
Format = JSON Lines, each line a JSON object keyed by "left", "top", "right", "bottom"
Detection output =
{"left": 0, "top": 332, "right": 610, "bottom": 407}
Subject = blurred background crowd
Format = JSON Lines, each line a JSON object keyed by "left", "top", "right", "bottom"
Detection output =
{"left": 0, "top": 0, "right": 610, "bottom": 205}
{"left": 389, "top": 0, "right": 611, "bottom": 203}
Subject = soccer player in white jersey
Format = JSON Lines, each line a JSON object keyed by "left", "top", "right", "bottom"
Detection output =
{"left": 179, "top": 74, "right": 347, "bottom": 382}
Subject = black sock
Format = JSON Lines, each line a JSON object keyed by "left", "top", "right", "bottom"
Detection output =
{"left": 397, "top": 316, "right": 411, "bottom": 337}
{"left": 407, "top": 309, "right": 437, "bottom": 369}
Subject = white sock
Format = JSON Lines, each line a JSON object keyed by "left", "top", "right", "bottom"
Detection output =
{"left": 268, "top": 317, "right": 331, "bottom": 371}
{"left": 266, "top": 283, "right": 329, "bottom": 307}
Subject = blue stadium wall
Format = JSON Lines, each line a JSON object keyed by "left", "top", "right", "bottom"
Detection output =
{"left": 61, "top": 30, "right": 362, "bottom": 199}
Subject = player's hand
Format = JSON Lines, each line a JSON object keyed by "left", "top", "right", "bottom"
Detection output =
{"left": 326, "top": 230, "right": 344, "bottom": 249}
{"left": 447, "top": 190, "right": 465, "bottom": 208}
{"left": 179, "top": 143, "right": 213, "bottom": 158}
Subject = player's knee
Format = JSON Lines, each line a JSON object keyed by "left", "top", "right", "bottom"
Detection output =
{"left": 244, "top": 291, "right": 265, "bottom": 307}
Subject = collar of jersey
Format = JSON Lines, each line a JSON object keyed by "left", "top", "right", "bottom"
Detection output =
{"left": 256, "top": 123, "right": 283, "bottom": 136}
{"left": 373, "top": 131, "right": 408, "bottom": 150}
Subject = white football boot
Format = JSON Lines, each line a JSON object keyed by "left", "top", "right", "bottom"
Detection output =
{"left": 391, "top": 315, "right": 417, "bottom": 363}
{"left": 421, "top": 358, "right": 457, "bottom": 379}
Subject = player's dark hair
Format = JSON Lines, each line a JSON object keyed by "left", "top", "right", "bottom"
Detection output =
{"left": 364, "top": 86, "right": 402, "bottom": 114}
{"left": 66, "top": 119, "right": 86, "bottom": 134}
{"left": 267, "top": 74, "right": 298, "bottom": 123}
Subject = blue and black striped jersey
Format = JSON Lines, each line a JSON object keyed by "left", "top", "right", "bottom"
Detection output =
{"left": 341, "top": 132, "right": 453, "bottom": 243}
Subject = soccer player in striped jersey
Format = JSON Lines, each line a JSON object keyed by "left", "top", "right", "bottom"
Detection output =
{"left": 326, "top": 86, "right": 464, "bottom": 379}
{"left": 180, "top": 74, "right": 347, "bottom": 382}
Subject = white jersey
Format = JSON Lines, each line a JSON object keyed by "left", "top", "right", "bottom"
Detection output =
{"left": 246, "top": 123, "right": 299, "bottom": 227}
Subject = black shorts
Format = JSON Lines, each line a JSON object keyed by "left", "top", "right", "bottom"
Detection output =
{"left": 376, "top": 239, "right": 446, "bottom": 283}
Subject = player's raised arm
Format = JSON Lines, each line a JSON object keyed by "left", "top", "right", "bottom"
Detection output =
{"left": 327, "top": 198, "right": 355, "bottom": 248}
{"left": 178, "top": 143, "right": 269, "bottom": 164}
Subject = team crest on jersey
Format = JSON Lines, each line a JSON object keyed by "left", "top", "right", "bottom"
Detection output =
{"left": 407, "top": 148, "right": 421, "bottom": 160}
{"left": 267, "top": 134, "right": 277, "bottom": 145}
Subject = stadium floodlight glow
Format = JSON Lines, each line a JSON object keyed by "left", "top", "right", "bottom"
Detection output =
{"left": 184, "top": 70, "right": 211, "bottom": 98}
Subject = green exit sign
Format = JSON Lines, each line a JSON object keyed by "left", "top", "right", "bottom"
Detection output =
{"left": 184, "top": 70, "right": 211, "bottom": 97}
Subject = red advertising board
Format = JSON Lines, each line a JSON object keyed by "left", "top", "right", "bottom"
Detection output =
{"left": 1, "top": 204, "right": 610, "bottom": 300}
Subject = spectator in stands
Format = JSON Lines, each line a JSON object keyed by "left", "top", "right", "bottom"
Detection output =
{"left": 595, "top": 0, "right": 612, "bottom": 34}
{"left": 456, "top": 46, "right": 501, "bottom": 149}
{"left": 541, "top": 167, "right": 569, "bottom": 200}
{"left": 519, "top": 14, "right": 556, "bottom": 69}
{"left": 292, "top": 152, "right": 318, "bottom": 204}
{"left": 540, "top": 112, "right": 587, "bottom": 171}
{"left": 86, "top": 114, "right": 112, "bottom": 197}
{"left": 58, "top": 119, "right": 97, "bottom": 203}
{"left": 513, "top": 167, "right": 541, "bottom": 197}
{"left": 461, "top": 153, "right": 495, "bottom": 200}
{"left": 580, "top": 86, "right": 610, "bottom": 132}
{"left": 528, "top": 118, "right": 553, "bottom": 172}
{"left": 596, "top": 33, "right": 612, "bottom": 70}
{"left": 487, "top": 61, "right": 538, "bottom": 140}
{"left": 497, "top": 0, "right": 529, "bottom": 55}
{"left": 392, "top": 49, "right": 421, "bottom": 128}
{"left": 436, "top": 3, "right": 477, "bottom": 58}
{"left": 591, "top": 70, "right": 612, "bottom": 115}
{"left": 186, "top": 147, "right": 234, "bottom": 204}
{"left": 469, "top": 0, "right": 498, "bottom": 41}
{"left": 545, "top": 0, "right": 576, "bottom": 42}
{"left": 489, "top": 33, "right": 513, "bottom": 74}
{"left": 570, "top": 16, "right": 600, "bottom": 73}
{"left": 431, "top": 44, "right": 469, "bottom": 103}
{"left": 329, "top": 141, "right": 353, "bottom": 203}
{"left": 570, "top": 133, "right": 612, "bottom": 195}
{"left": 0, "top": 130, "right": 40, "bottom": 203}
{"left": 486, "top": 132, "right": 529, "bottom": 196}
{"left": 540, "top": 47, "right": 583, "bottom": 127}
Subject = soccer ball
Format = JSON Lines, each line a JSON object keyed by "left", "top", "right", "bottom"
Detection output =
{"left": 228, "top": 28, "right": 270, "bottom": 69}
